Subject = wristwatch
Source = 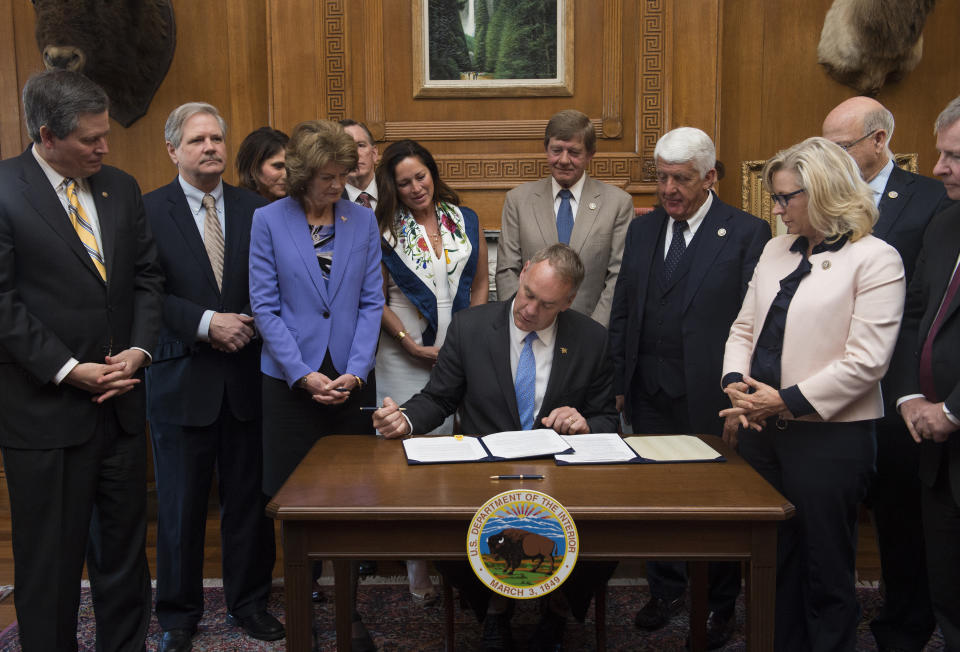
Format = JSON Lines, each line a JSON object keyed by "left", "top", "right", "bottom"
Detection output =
{"left": 296, "top": 375, "right": 310, "bottom": 389}
{"left": 352, "top": 374, "right": 364, "bottom": 390}
{"left": 395, "top": 330, "right": 407, "bottom": 342}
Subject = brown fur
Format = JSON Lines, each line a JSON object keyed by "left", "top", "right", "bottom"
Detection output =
{"left": 487, "top": 528, "right": 558, "bottom": 575}
{"left": 817, "top": 0, "right": 935, "bottom": 95}
{"left": 33, "top": 0, "right": 176, "bottom": 127}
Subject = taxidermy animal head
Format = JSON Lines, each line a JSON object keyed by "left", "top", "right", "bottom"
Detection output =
{"left": 817, "top": 0, "right": 935, "bottom": 95}
{"left": 33, "top": 0, "right": 177, "bottom": 127}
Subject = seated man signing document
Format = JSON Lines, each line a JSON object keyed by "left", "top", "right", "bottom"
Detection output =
{"left": 373, "top": 243, "right": 617, "bottom": 651}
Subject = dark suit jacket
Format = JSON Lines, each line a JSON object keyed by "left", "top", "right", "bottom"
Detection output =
{"left": 0, "top": 147, "right": 163, "bottom": 448}
{"left": 892, "top": 203, "right": 960, "bottom": 504}
{"left": 608, "top": 194, "right": 771, "bottom": 435}
{"left": 144, "top": 179, "right": 267, "bottom": 427}
{"left": 403, "top": 301, "right": 618, "bottom": 435}
{"left": 875, "top": 165, "right": 952, "bottom": 285}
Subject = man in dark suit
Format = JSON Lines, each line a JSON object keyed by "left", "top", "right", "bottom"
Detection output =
{"left": 823, "top": 96, "right": 952, "bottom": 652}
{"left": 144, "top": 103, "right": 281, "bottom": 652}
{"left": 608, "top": 127, "right": 770, "bottom": 649}
{"left": 893, "top": 95, "right": 960, "bottom": 652}
{"left": 0, "top": 70, "right": 163, "bottom": 651}
{"left": 339, "top": 119, "right": 379, "bottom": 209}
{"left": 374, "top": 244, "right": 617, "bottom": 651}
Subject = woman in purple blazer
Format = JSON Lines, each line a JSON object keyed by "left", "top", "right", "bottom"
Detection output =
{"left": 250, "top": 119, "right": 383, "bottom": 495}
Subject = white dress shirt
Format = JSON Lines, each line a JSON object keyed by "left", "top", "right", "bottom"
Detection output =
{"left": 662, "top": 191, "right": 712, "bottom": 258}
{"left": 551, "top": 173, "right": 587, "bottom": 223}
{"left": 345, "top": 178, "right": 378, "bottom": 209}
{"left": 508, "top": 299, "right": 559, "bottom": 421}
{"left": 178, "top": 176, "right": 225, "bottom": 342}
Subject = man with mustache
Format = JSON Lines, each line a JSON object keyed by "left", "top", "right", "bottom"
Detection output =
{"left": 144, "top": 103, "right": 281, "bottom": 651}
{"left": 496, "top": 109, "right": 634, "bottom": 327}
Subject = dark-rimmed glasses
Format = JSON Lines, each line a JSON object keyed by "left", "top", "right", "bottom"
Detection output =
{"left": 770, "top": 188, "right": 805, "bottom": 209}
{"left": 836, "top": 129, "right": 877, "bottom": 151}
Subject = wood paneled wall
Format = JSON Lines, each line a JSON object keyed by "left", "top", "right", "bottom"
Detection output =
{"left": 1, "top": 0, "right": 958, "bottom": 225}
{"left": 717, "top": 0, "right": 960, "bottom": 209}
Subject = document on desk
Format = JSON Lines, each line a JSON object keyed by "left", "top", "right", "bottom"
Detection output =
{"left": 554, "top": 433, "right": 639, "bottom": 464}
{"left": 624, "top": 435, "right": 724, "bottom": 463}
{"left": 481, "top": 429, "right": 573, "bottom": 459}
{"left": 402, "top": 436, "right": 489, "bottom": 464}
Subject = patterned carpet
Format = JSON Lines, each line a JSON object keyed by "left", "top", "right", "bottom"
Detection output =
{"left": 0, "top": 580, "right": 946, "bottom": 650}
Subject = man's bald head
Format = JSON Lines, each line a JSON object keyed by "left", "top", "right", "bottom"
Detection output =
{"left": 822, "top": 96, "right": 894, "bottom": 182}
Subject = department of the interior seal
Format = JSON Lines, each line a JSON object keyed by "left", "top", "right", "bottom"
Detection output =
{"left": 467, "top": 490, "right": 579, "bottom": 599}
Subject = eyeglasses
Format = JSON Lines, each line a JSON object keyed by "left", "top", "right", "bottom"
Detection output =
{"left": 836, "top": 129, "right": 877, "bottom": 151}
{"left": 770, "top": 188, "right": 805, "bottom": 209}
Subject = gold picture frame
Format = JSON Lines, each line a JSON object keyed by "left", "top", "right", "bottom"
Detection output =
{"left": 412, "top": 0, "right": 574, "bottom": 98}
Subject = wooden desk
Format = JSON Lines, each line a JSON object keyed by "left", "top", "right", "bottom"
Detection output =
{"left": 267, "top": 435, "right": 794, "bottom": 651}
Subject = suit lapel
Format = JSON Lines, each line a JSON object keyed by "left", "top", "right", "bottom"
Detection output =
{"left": 538, "top": 312, "right": 572, "bottom": 422}
{"left": 18, "top": 150, "right": 104, "bottom": 284}
{"left": 632, "top": 213, "right": 665, "bottom": 322}
{"left": 931, "top": 220, "right": 960, "bottom": 330}
{"left": 167, "top": 180, "right": 220, "bottom": 294}
{"left": 221, "top": 184, "right": 246, "bottom": 297}
{"left": 326, "top": 200, "right": 357, "bottom": 300}
{"left": 569, "top": 176, "right": 601, "bottom": 253}
{"left": 682, "top": 196, "right": 729, "bottom": 313}
{"left": 875, "top": 166, "right": 912, "bottom": 240}
{"left": 284, "top": 200, "right": 330, "bottom": 304}
{"left": 489, "top": 303, "right": 522, "bottom": 430}
{"left": 532, "top": 178, "right": 558, "bottom": 246}
{"left": 88, "top": 173, "right": 116, "bottom": 284}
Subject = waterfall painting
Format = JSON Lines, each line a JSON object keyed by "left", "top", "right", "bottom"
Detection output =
{"left": 413, "top": 0, "right": 573, "bottom": 98}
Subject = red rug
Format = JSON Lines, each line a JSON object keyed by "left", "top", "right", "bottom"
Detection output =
{"left": 0, "top": 582, "right": 946, "bottom": 650}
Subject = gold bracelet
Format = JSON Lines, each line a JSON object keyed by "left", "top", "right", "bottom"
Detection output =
{"left": 352, "top": 374, "right": 364, "bottom": 390}
{"left": 395, "top": 330, "right": 407, "bottom": 342}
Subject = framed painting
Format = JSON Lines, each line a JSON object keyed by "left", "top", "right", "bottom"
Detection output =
{"left": 413, "top": 0, "right": 574, "bottom": 98}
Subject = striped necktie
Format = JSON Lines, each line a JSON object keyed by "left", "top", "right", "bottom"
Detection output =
{"left": 64, "top": 178, "right": 106, "bottom": 281}
{"left": 202, "top": 194, "right": 225, "bottom": 290}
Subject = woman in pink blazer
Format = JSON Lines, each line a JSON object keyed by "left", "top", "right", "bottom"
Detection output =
{"left": 721, "top": 137, "right": 905, "bottom": 651}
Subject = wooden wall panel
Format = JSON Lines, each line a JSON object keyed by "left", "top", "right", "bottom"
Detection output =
{"left": 7, "top": 1, "right": 271, "bottom": 195}
{"left": 717, "top": 0, "right": 960, "bottom": 210}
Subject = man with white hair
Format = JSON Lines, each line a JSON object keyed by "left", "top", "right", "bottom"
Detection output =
{"left": 823, "top": 96, "right": 951, "bottom": 652}
{"left": 609, "top": 126, "right": 770, "bottom": 649}
{"left": 892, "top": 95, "right": 960, "bottom": 652}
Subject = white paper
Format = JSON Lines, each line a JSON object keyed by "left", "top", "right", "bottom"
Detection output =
{"left": 481, "top": 428, "right": 571, "bottom": 459}
{"left": 624, "top": 435, "right": 721, "bottom": 462}
{"left": 555, "top": 433, "right": 638, "bottom": 463}
{"left": 402, "top": 436, "right": 488, "bottom": 463}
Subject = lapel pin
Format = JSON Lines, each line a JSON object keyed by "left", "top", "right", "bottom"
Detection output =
{"left": 101, "top": 191, "right": 109, "bottom": 198}
{"left": 340, "top": 215, "right": 347, "bottom": 222}
{"left": 588, "top": 202, "right": 597, "bottom": 210}
{"left": 560, "top": 347, "right": 568, "bottom": 354}
{"left": 887, "top": 190, "right": 899, "bottom": 199}
{"left": 822, "top": 260, "right": 831, "bottom": 270}
{"left": 717, "top": 228, "right": 727, "bottom": 237}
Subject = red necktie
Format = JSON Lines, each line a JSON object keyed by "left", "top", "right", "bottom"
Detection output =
{"left": 918, "top": 262, "right": 960, "bottom": 401}
{"left": 356, "top": 192, "right": 373, "bottom": 209}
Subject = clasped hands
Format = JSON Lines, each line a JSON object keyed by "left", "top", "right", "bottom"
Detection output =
{"left": 900, "top": 397, "right": 957, "bottom": 443}
{"left": 209, "top": 312, "right": 255, "bottom": 352}
{"left": 299, "top": 371, "right": 358, "bottom": 405}
{"left": 372, "top": 397, "right": 590, "bottom": 440}
{"left": 65, "top": 348, "right": 147, "bottom": 403}
{"left": 719, "top": 376, "right": 792, "bottom": 444}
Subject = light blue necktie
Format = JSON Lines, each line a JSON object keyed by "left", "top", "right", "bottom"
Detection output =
{"left": 556, "top": 189, "right": 573, "bottom": 245}
{"left": 514, "top": 331, "right": 538, "bottom": 430}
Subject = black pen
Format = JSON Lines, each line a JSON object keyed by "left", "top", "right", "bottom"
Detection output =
{"left": 359, "top": 406, "right": 407, "bottom": 412}
{"left": 489, "top": 474, "right": 544, "bottom": 480}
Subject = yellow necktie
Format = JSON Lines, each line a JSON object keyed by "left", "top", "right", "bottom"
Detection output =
{"left": 64, "top": 178, "right": 106, "bottom": 281}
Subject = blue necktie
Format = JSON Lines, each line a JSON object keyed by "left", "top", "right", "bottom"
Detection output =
{"left": 514, "top": 331, "right": 538, "bottom": 430}
{"left": 556, "top": 189, "right": 574, "bottom": 245}
{"left": 664, "top": 220, "right": 688, "bottom": 280}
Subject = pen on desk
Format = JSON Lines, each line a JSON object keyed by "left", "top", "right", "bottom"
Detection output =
{"left": 489, "top": 474, "right": 544, "bottom": 480}
{"left": 359, "top": 406, "right": 407, "bottom": 412}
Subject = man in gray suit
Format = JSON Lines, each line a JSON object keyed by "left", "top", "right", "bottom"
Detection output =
{"left": 496, "top": 109, "right": 634, "bottom": 326}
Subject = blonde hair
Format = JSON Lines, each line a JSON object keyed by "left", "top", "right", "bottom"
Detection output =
{"left": 285, "top": 120, "right": 358, "bottom": 201}
{"left": 763, "top": 136, "right": 877, "bottom": 242}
